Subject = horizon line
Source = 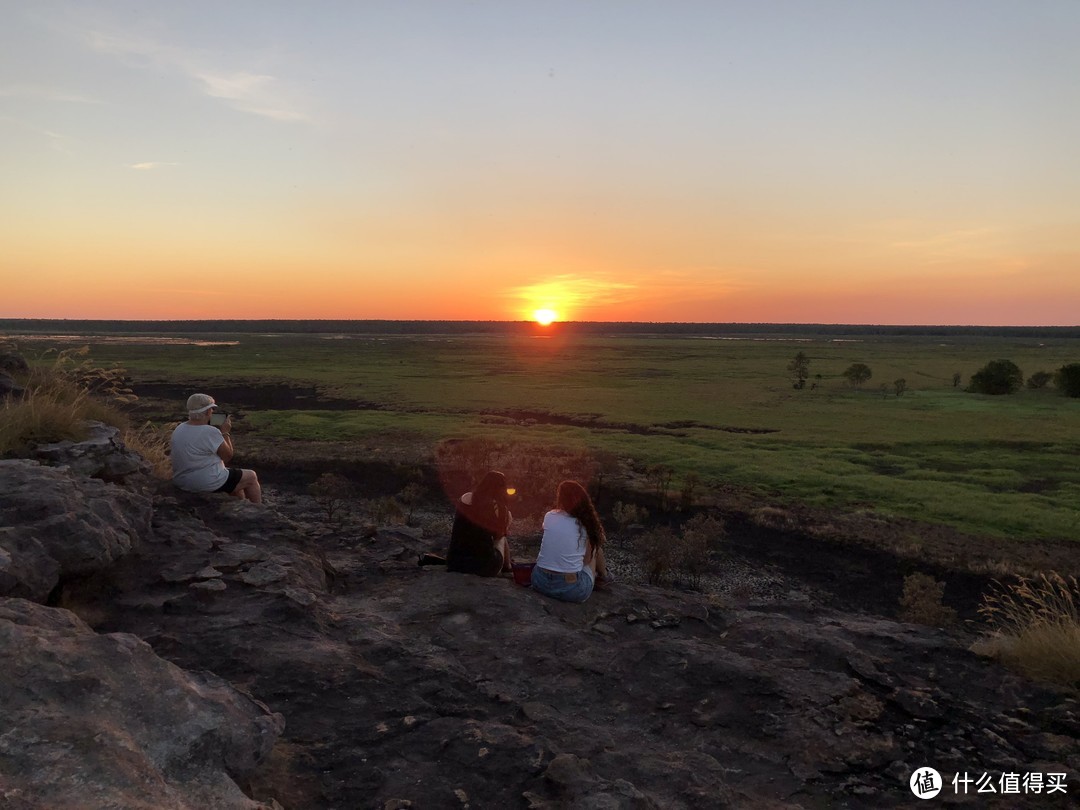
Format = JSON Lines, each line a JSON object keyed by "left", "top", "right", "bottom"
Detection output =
{"left": 3, "top": 317, "right": 1080, "bottom": 330}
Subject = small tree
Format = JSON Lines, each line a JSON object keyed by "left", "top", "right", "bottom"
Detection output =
{"left": 396, "top": 482, "right": 425, "bottom": 524}
{"left": 1056, "top": 363, "right": 1080, "bottom": 398}
{"left": 680, "top": 471, "right": 701, "bottom": 511}
{"left": 646, "top": 463, "right": 675, "bottom": 510}
{"left": 952, "top": 372, "right": 962, "bottom": 388}
{"left": 590, "top": 450, "right": 623, "bottom": 500}
{"left": 310, "top": 472, "right": 355, "bottom": 522}
{"left": 1026, "top": 371, "right": 1053, "bottom": 390}
{"left": 787, "top": 351, "right": 810, "bottom": 389}
{"left": 842, "top": 363, "right": 872, "bottom": 388}
{"left": 894, "top": 378, "right": 907, "bottom": 397}
{"left": 967, "top": 359, "right": 1023, "bottom": 395}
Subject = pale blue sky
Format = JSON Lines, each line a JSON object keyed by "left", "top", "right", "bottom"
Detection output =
{"left": 2, "top": 1, "right": 1078, "bottom": 323}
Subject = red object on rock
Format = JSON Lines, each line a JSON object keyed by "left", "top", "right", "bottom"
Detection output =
{"left": 511, "top": 562, "right": 535, "bottom": 586}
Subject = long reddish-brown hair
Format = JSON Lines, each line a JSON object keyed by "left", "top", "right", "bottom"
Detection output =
{"left": 556, "top": 480, "right": 604, "bottom": 550}
{"left": 464, "top": 470, "right": 511, "bottom": 536}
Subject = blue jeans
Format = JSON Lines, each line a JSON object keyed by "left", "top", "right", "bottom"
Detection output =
{"left": 531, "top": 566, "right": 594, "bottom": 603}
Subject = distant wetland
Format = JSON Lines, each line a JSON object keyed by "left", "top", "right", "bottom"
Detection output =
{"left": 4, "top": 321, "right": 1079, "bottom": 566}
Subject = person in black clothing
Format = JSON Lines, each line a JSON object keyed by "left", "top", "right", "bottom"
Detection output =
{"left": 446, "top": 470, "right": 513, "bottom": 577}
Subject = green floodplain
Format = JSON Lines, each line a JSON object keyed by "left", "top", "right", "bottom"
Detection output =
{"left": 4, "top": 321, "right": 1080, "bottom": 544}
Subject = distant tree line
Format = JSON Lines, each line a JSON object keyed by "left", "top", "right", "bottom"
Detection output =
{"left": 3, "top": 318, "right": 1080, "bottom": 340}
{"left": 785, "top": 353, "right": 1080, "bottom": 398}
{"left": 967, "top": 359, "right": 1080, "bottom": 397}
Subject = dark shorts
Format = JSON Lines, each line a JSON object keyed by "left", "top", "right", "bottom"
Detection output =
{"left": 447, "top": 549, "right": 504, "bottom": 578}
{"left": 214, "top": 467, "right": 244, "bottom": 494}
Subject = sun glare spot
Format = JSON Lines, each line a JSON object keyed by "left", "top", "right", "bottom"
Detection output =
{"left": 533, "top": 309, "right": 558, "bottom": 326}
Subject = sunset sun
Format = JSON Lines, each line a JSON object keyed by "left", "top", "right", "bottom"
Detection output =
{"left": 532, "top": 309, "right": 558, "bottom": 326}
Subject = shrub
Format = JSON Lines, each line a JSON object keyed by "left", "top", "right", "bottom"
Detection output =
{"left": 1055, "top": 363, "right": 1080, "bottom": 398}
{"left": 676, "top": 514, "right": 724, "bottom": 589}
{"left": 1026, "top": 370, "right": 1053, "bottom": 389}
{"left": 612, "top": 500, "right": 647, "bottom": 529}
{"left": 976, "top": 573, "right": 1080, "bottom": 686}
{"left": 634, "top": 515, "right": 723, "bottom": 590}
{"left": 899, "top": 573, "right": 957, "bottom": 627}
{"left": 366, "top": 495, "right": 406, "bottom": 526}
{"left": 893, "top": 378, "right": 907, "bottom": 397}
{"left": 635, "top": 526, "right": 676, "bottom": 585}
{"left": 967, "top": 359, "right": 1023, "bottom": 395}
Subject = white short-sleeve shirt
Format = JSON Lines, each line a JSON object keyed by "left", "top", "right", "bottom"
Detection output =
{"left": 170, "top": 422, "right": 228, "bottom": 491}
{"left": 535, "top": 510, "right": 588, "bottom": 573}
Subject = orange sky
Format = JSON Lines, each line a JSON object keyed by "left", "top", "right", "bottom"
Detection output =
{"left": 3, "top": 2, "right": 1079, "bottom": 325}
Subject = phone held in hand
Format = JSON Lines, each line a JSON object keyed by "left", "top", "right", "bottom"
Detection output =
{"left": 209, "top": 412, "right": 229, "bottom": 427}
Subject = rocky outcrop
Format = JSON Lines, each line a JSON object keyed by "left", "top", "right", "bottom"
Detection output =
{"left": 0, "top": 371, "right": 24, "bottom": 399}
{"left": 34, "top": 420, "right": 150, "bottom": 481}
{"left": 1, "top": 428, "right": 1077, "bottom": 807}
{"left": 0, "top": 349, "right": 28, "bottom": 398}
{"left": 62, "top": 491, "right": 1079, "bottom": 809}
{"left": 0, "top": 460, "right": 152, "bottom": 601}
{"left": 0, "top": 351, "right": 30, "bottom": 376}
{"left": 0, "top": 598, "right": 283, "bottom": 810}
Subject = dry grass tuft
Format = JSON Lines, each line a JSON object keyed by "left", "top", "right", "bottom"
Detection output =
{"left": 122, "top": 421, "right": 174, "bottom": 480}
{"left": 0, "top": 389, "right": 92, "bottom": 456}
{"left": 1, "top": 345, "right": 131, "bottom": 458}
{"left": 975, "top": 573, "right": 1080, "bottom": 688}
{"left": 752, "top": 505, "right": 797, "bottom": 532}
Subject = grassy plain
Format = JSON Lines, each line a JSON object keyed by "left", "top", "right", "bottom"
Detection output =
{"left": 7, "top": 328, "right": 1080, "bottom": 543}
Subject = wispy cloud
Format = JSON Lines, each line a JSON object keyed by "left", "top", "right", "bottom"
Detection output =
{"left": 0, "top": 84, "right": 99, "bottom": 104}
{"left": 891, "top": 227, "right": 995, "bottom": 251}
{"left": 0, "top": 115, "right": 72, "bottom": 153}
{"left": 85, "top": 29, "right": 308, "bottom": 123}
{"left": 129, "top": 161, "right": 179, "bottom": 170}
{"left": 193, "top": 70, "right": 308, "bottom": 122}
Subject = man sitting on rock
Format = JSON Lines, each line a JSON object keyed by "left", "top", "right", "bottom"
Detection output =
{"left": 171, "top": 393, "right": 262, "bottom": 503}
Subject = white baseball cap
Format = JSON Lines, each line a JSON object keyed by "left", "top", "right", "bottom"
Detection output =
{"left": 186, "top": 393, "right": 216, "bottom": 415}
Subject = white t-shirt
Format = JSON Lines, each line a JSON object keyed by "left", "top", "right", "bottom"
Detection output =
{"left": 535, "top": 510, "right": 588, "bottom": 573}
{"left": 170, "top": 422, "right": 228, "bottom": 492}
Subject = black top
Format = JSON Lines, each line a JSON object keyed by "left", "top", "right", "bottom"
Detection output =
{"left": 446, "top": 500, "right": 505, "bottom": 577}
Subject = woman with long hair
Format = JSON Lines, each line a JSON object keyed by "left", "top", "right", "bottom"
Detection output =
{"left": 446, "top": 470, "right": 513, "bottom": 577}
{"left": 531, "top": 480, "right": 611, "bottom": 602}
